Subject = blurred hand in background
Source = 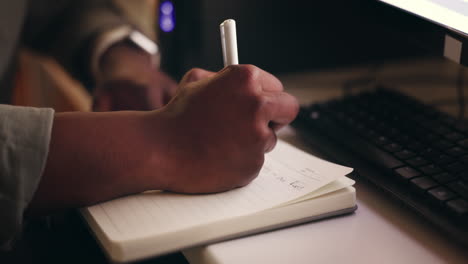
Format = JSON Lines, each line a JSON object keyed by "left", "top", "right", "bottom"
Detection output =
{"left": 92, "top": 41, "right": 178, "bottom": 111}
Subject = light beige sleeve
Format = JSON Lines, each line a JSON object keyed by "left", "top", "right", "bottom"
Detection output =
{"left": 0, "top": 105, "right": 54, "bottom": 250}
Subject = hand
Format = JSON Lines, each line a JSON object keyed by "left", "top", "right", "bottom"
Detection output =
{"left": 149, "top": 65, "right": 299, "bottom": 193}
{"left": 29, "top": 65, "right": 298, "bottom": 214}
{"left": 92, "top": 41, "right": 177, "bottom": 111}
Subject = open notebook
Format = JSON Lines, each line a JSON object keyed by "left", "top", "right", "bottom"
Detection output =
{"left": 81, "top": 140, "right": 356, "bottom": 263}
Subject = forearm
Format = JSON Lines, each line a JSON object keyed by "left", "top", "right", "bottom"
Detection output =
{"left": 28, "top": 111, "right": 167, "bottom": 214}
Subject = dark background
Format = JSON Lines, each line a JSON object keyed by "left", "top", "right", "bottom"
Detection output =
{"left": 159, "top": 0, "right": 444, "bottom": 80}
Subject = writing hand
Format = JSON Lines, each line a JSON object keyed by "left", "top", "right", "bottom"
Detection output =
{"left": 150, "top": 65, "right": 299, "bottom": 193}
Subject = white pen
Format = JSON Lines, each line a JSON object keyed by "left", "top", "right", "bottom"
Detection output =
{"left": 220, "top": 19, "right": 238, "bottom": 67}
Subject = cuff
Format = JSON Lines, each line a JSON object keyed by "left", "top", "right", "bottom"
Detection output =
{"left": 0, "top": 105, "right": 54, "bottom": 250}
{"left": 91, "top": 25, "right": 133, "bottom": 83}
{"left": 91, "top": 27, "right": 160, "bottom": 84}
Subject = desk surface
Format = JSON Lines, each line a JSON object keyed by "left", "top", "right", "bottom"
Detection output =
{"left": 184, "top": 128, "right": 468, "bottom": 264}
{"left": 183, "top": 58, "right": 468, "bottom": 264}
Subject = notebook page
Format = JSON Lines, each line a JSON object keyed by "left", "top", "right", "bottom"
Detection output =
{"left": 86, "top": 140, "right": 353, "bottom": 240}
{"left": 278, "top": 176, "right": 355, "bottom": 207}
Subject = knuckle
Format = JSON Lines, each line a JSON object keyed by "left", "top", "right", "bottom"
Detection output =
{"left": 233, "top": 64, "right": 259, "bottom": 86}
{"left": 186, "top": 68, "right": 204, "bottom": 82}
{"left": 251, "top": 94, "right": 268, "bottom": 112}
{"left": 275, "top": 78, "right": 285, "bottom": 92}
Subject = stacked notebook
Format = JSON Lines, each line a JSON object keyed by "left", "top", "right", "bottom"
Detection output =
{"left": 81, "top": 140, "right": 356, "bottom": 263}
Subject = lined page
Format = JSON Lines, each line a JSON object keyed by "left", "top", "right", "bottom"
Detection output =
{"left": 86, "top": 140, "right": 353, "bottom": 240}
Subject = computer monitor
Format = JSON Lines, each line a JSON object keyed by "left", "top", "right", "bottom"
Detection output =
{"left": 377, "top": 0, "right": 468, "bottom": 65}
{"left": 378, "top": 0, "right": 468, "bottom": 36}
{"left": 158, "top": 0, "right": 467, "bottom": 79}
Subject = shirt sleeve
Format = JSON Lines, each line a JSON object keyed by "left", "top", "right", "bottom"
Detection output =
{"left": 0, "top": 104, "right": 54, "bottom": 250}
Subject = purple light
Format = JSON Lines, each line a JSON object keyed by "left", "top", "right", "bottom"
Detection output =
{"left": 160, "top": 16, "right": 175, "bottom": 32}
{"left": 159, "top": 1, "right": 175, "bottom": 32}
{"left": 161, "top": 1, "right": 174, "bottom": 15}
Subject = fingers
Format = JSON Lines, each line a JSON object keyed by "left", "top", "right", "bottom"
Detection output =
{"left": 179, "top": 68, "right": 217, "bottom": 87}
{"left": 219, "top": 65, "right": 297, "bottom": 151}
{"left": 259, "top": 92, "right": 297, "bottom": 152}
{"left": 259, "top": 68, "right": 284, "bottom": 92}
{"left": 262, "top": 91, "right": 299, "bottom": 131}
{"left": 263, "top": 129, "right": 278, "bottom": 153}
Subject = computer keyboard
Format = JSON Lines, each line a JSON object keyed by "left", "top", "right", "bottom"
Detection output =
{"left": 292, "top": 88, "right": 468, "bottom": 247}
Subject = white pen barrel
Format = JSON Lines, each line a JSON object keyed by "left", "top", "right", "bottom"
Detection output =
{"left": 220, "top": 19, "right": 238, "bottom": 67}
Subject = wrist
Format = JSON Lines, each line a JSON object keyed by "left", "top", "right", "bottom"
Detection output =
{"left": 95, "top": 30, "right": 160, "bottom": 85}
{"left": 138, "top": 110, "right": 176, "bottom": 191}
{"left": 99, "top": 41, "right": 153, "bottom": 83}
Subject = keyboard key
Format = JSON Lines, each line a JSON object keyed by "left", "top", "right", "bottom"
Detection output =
{"left": 459, "top": 155, "right": 468, "bottom": 164}
{"left": 344, "top": 117, "right": 357, "bottom": 126}
{"left": 422, "top": 107, "right": 440, "bottom": 118}
{"left": 432, "top": 172, "right": 458, "bottom": 184}
{"left": 446, "top": 199, "right": 468, "bottom": 215}
{"left": 420, "top": 147, "right": 441, "bottom": 160}
{"left": 454, "top": 122, "right": 468, "bottom": 133}
{"left": 423, "top": 133, "right": 440, "bottom": 142}
{"left": 446, "top": 146, "right": 468, "bottom": 157}
{"left": 363, "top": 129, "right": 378, "bottom": 139}
{"left": 373, "top": 136, "right": 390, "bottom": 146}
{"left": 428, "top": 186, "right": 457, "bottom": 202}
{"left": 411, "top": 114, "right": 428, "bottom": 124}
{"left": 438, "top": 113, "right": 457, "bottom": 126}
{"left": 458, "top": 172, "right": 468, "bottom": 181}
{"left": 352, "top": 123, "right": 367, "bottom": 135}
{"left": 407, "top": 126, "right": 426, "bottom": 137}
{"left": 445, "top": 132, "right": 464, "bottom": 142}
{"left": 386, "top": 127, "right": 401, "bottom": 138}
{"left": 445, "top": 162, "right": 466, "bottom": 174}
{"left": 394, "top": 149, "right": 416, "bottom": 160}
{"left": 393, "top": 134, "right": 411, "bottom": 145}
{"left": 384, "top": 143, "right": 403, "bottom": 153}
{"left": 434, "top": 139, "right": 455, "bottom": 150}
{"left": 434, "top": 126, "right": 452, "bottom": 135}
{"left": 375, "top": 123, "right": 391, "bottom": 133}
{"left": 309, "top": 110, "right": 321, "bottom": 120}
{"left": 420, "top": 120, "right": 437, "bottom": 130}
{"left": 394, "top": 166, "right": 420, "bottom": 180}
{"left": 419, "top": 164, "right": 443, "bottom": 175}
{"left": 406, "top": 156, "right": 429, "bottom": 167}
{"left": 433, "top": 154, "right": 454, "bottom": 166}
{"left": 410, "top": 177, "right": 439, "bottom": 191}
{"left": 408, "top": 142, "right": 425, "bottom": 152}
{"left": 458, "top": 139, "right": 468, "bottom": 149}
{"left": 447, "top": 180, "right": 468, "bottom": 199}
